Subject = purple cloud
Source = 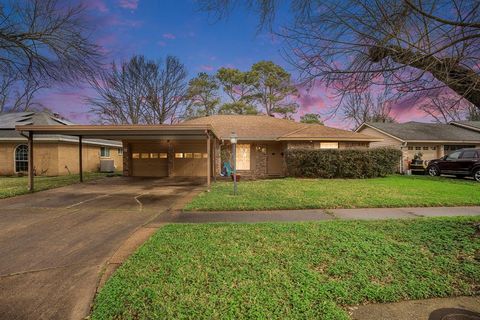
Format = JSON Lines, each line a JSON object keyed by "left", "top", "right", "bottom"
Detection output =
{"left": 157, "top": 41, "right": 167, "bottom": 47}
{"left": 118, "top": 0, "right": 139, "bottom": 10}
{"left": 162, "top": 33, "right": 176, "bottom": 40}
{"left": 200, "top": 65, "right": 214, "bottom": 71}
{"left": 84, "top": 0, "right": 109, "bottom": 12}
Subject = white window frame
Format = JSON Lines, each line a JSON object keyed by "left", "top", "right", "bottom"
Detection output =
{"left": 100, "top": 146, "right": 110, "bottom": 158}
{"left": 14, "top": 144, "right": 29, "bottom": 173}
{"left": 314, "top": 142, "right": 339, "bottom": 149}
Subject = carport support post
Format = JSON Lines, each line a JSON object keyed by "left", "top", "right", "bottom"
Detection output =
{"left": 28, "top": 131, "right": 34, "bottom": 192}
{"left": 207, "top": 133, "right": 211, "bottom": 191}
{"left": 79, "top": 136, "right": 83, "bottom": 182}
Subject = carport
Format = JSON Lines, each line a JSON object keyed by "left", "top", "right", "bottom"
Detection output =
{"left": 16, "top": 124, "right": 217, "bottom": 191}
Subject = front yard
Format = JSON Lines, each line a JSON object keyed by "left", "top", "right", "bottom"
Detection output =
{"left": 185, "top": 175, "right": 480, "bottom": 211}
{"left": 0, "top": 172, "right": 116, "bottom": 199}
{"left": 91, "top": 217, "right": 480, "bottom": 319}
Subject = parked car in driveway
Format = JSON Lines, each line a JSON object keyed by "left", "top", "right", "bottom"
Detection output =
{"left": 426, "top": 148, "right": 480, "bottom": 181}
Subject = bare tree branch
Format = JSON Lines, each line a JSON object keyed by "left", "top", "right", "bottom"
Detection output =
{"left": 0, "top": 0, "right": 102, "bottom": 85}
{"left": 87, "top": 55, "right": 188, "bottom": 124}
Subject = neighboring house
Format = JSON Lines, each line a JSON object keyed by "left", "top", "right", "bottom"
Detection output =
{"left": 0, "top": 112, "right": 123, "bottom": 176}
{"left": 18, "top": 114, "right": 380, "bottom": 184}
{"left": 356, "top": 121, "right": 480, "bottom": 172}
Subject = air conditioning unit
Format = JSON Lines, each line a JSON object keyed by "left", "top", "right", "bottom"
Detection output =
{"left": 100, "top": 159, "right": 115, "bottom": 173}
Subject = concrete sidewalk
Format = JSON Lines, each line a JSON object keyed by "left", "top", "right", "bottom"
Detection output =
{"left": 149, "top": 206, "right": 480, "bottom": 224}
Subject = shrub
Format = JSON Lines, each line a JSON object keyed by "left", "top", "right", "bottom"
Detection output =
{"left": 286, "top": 147, "right": 402, "bottom": 178}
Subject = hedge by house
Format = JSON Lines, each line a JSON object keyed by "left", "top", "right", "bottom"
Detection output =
{"left": 286, "top": 147, "right": 402, "bottom": 178}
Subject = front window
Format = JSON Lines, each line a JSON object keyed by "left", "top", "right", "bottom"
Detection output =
{"left": 100, "top": 147, "right": 110, "bottom": 157}
{"left": 319, "top": 142, "right": 338, "bottom": 149}
{"left": 446, "top": 151, "right": 461, "bottom": 160}
{"left": 15, "top": 144, "right": 28, "bottom": 173}
{"left": 118, "top": 148, "right": 123, "bottom": 156}
{"left": 236, "top": 144, "right": 250, "bottom": 170}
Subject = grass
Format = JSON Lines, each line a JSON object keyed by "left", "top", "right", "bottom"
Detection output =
{"left": 0, "top": 172, "right": 117, "bottom": 199}
{"left": 185, "top": 175, "right": 480, "bottom": 211}
{"left": 91, "top": 217, "right": 480, "bottom": 319}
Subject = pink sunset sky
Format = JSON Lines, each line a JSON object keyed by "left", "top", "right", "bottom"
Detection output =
{"left": 35, "top": 0, "right": 435, "bottom": 129}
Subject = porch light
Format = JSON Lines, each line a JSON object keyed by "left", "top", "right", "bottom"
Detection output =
{"left": 230, "top": 132, "right": 238, "bottom": 144}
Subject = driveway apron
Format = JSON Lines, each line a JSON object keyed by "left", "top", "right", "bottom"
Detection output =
{"left": 0, "top": 177, "right": 202, "bottom": 320}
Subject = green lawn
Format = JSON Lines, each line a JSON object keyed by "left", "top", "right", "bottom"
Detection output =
{"left": 0, "top": 172, "right": 117, "bottom": 199}
{"left": 91, "top": 217, "right": 480, "bottom": 319}
{"left": 185, "top": 175, "right": 480, "bottom": 211}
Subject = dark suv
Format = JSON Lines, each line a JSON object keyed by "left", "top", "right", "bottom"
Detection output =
{"left": 426, "top": 148, "right": 480, "bottom": 182}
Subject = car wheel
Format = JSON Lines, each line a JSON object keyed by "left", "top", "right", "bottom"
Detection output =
{"left": 427, "top": 165, "right": 440, "bottom": 177}
{"left": 474, "top": 169, "right": 480, "bottom": 182}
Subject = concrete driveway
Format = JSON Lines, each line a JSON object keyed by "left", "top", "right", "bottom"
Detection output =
{"left": 0, "top": 176, "right": 203, "bottom": 320}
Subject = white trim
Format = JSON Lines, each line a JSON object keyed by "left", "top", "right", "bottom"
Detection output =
{"left": 450, "top": 122, "right": 480, "bottom": 133}
{"left": 14, "top": 144, "right": 29, "bottom": 174}
{"left": 277, "top": 137, "right": 382, "bottom": 142}
{"left": 406, "top": 140, "right": 480, "bottom": 143}
{"left": 355, "top": 123, "right": 405, "bottom": 143}
{"left": 0, "top": 136, "right": 121, "bottom": 147}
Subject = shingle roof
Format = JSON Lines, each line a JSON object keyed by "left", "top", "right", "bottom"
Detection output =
{"left": 278, "top": 123, "right": 376, "bottom": 141}
{"left": 184, "top": 114, "right": 379, "bottom": 141}
{"left": 362, "top": 121, "right": 480, "bottom": 142}
{"left": 451, "top": 121, "right": 480, "bottom": 132}
{"left": 0, "top": 111, "right": 121, "bottom": 146}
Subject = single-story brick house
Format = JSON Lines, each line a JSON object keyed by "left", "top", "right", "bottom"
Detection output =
{"left": 183, "top": 115, "right": 380, "bottom": 179}
{"left": 17, "top": 114, "right": 380, "bottom": 189}
{"left": 1, "top": 112, "right": 122, "bottom": 176}
{"left": 356, "top": 121, "right": 480, "bottom": 172}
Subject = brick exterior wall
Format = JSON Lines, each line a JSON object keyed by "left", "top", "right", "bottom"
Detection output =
{"left": 286, "top": 141, "right": 369, "bottom": 150}
{"left": 0, "top": 141, "right": 123, "bottom": 176}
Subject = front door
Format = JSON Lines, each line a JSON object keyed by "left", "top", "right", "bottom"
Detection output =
{"left": 267, "top": 144, "right": 284, "bottom": 175}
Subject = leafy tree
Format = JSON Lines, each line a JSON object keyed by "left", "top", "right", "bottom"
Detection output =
{"left": 184, "top": 72, "right": 220, "bottom": 119}
{"left": 88, "top": 55, "right": 188, "bottom": 124}
{"left": 219, "top": 102, "right": 258, "bottom": 115}
{"left": 251, "top": 61, "right": 298, "bottom": 117}
{"left": 216, "top": 67, "right": 258, "bottom": 114}
{"left": 300, "top": 113, "right": 323, "bottom": 124}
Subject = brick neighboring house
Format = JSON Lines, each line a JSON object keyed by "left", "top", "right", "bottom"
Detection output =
{"left": 0, "top": 112, "right": 122, "bottom": 176}
{"left": 183, "top": 115, "right": 380, "bottom": 179}
{"left": 356, "top": 121, "right": 480, "bottom": 172}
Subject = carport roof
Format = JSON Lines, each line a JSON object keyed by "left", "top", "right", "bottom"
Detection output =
{"left": 15, "top": 124, "right": 218, "bottom": 139}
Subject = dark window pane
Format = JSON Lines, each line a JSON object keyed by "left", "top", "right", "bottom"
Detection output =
{"left": 461, "top": 150, "right": 477, "bottom": 159}
{"left": 15, "top": 145, "right": 29, "bottom": 172}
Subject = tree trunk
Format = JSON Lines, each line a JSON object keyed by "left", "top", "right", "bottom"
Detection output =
{"left": 369, "top": 45, "right": 480, "bottom": 108}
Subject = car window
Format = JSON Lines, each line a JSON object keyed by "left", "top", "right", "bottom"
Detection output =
{"left": 460, "top": 150, "right": 478, "bottom": 159}
{"left": 446, "top": 151, "right": 461, "bottom": 160}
